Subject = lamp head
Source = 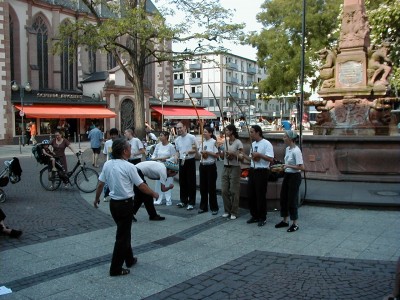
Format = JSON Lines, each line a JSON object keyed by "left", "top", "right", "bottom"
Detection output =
{"left": 25, "top": 82, "right": 31, "bottom": 92}
{"left": 11, "top": 82, "right": 19, "bottom": 92}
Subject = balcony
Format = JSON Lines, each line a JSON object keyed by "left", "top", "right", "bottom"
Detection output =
{"left": 189, "top": 92, "right": 203, "bottom": 98}
{"left": 173, "top": 79, "right": 184, "bottom": 86}
{"left": 226, "top": 77, "right": 238, "bottom": 84}
{"left": 226, "top": 62, "right": 238, "bottom": 70}
{"left": 189, "top": 77, "right": 202, "bottom": 85}
{"left": 247, "top": 67, "right": 256, "bottom": 74}
{"left": 173, "top": 93, "right": 184, "bottom": 100}
{"left": 173, "top": 64, "right": 184, "bottom": 72}
{"left": 189, "top": 63, "right": 202, "bottom": 70}
{"left": 229, "top": 92, "right": 239, "bottom": 99}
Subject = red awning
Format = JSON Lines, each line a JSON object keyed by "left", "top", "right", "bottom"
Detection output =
{"left": 15, "top": 105, "right": 116, "bottom": 118}
{"left": 152, "top": 106, "right": 216, "bottom": 119}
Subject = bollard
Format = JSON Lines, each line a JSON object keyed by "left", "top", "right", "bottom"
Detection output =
{"left": 19, "top": 136, "right": 22, "bottom": 154}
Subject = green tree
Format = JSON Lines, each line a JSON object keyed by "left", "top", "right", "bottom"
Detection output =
{"left": 53, "top": 0, "right": 244, "bottom": 137}
{"left": 249, "top": 0, "right": 400, "bottom": 96}
{"left": 248, "top": 0, "right": 342, "bottom": 96}
{"left": 367, "top": 0, "right": 400, "bottom": 93}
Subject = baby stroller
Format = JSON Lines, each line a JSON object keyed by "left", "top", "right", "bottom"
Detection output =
{"left": 0, "top": 157, "right": 22, "bottom": 203}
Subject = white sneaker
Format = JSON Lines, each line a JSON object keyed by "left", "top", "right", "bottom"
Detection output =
{"left": 187, "top": 205, "right": 194, "bottom": 210}
{"left": 154, "top": 200, "right": 162, "bottom": 205}
{"left": 230, "top": 215, "right": 237, "bottom": 220}
{"left": 222, "top": 213, "right": 230, "bottom": 218}
{"left": 166, "top": 200, "right": 172, "bottom": 206}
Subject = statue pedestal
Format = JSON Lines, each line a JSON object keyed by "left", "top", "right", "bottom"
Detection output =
{"left": 335, "top": 49, "right": 368, "bottom": 88}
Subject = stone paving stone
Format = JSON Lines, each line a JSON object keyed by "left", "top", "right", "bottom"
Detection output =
{"left": 144, "top": 250, "right": 395, "bottom": 300}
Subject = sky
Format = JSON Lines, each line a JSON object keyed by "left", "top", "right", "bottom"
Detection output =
{"left": 155, "top": 0, "right": 265, "bottom": 61}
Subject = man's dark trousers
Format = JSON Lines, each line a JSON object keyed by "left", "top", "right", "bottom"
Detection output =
{"left": 109, "top": 199, "right": 135, "bottom": 275}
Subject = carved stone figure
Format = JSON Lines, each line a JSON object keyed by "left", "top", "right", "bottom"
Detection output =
{"left": 367, "top": 42, "right": 392, "bottom": 86}
{"left": 317, "top": 48, "right": 336, "bottom": 89}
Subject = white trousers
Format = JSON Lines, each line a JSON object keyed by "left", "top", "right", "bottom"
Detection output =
{"left": 154, "top": 177, "right": 173, "bottom": 203}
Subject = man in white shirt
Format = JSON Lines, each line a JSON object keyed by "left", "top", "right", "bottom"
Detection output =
{"left": 124, "top": 128, "right": 145, "bottom": 165}
{"left": 94, "top": 138, "right": 158, "bottom": 277}
{"left": 102, "top": 128, "right": 119, "bottom": 202}
{"left": 133, "top": 160, "right": 179, "bottom": 221}
{"left": 174, "top": 122, "right": 198, "bottom": 210}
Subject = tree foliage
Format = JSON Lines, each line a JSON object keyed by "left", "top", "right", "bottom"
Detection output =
{"left": 249, "top": 0, "right": 400, "bottom": 96}
{"left": 248, "top": 0, "right": 342, "bottom": 96}
{"left": 367, "top": 0, "right": 400, "bottom": 94}
{"left": 53, "top": 0, "right": 244, "bottom": 137}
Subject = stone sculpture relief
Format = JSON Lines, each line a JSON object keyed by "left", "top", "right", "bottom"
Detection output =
{"left": 339, "top": 8, "right": 369, "bottom": 49}
{"left": 367, "top": 42, "right": 392, "bottom": 86}
{"left": 317, "top": 48, "right": 337, "bottom": 89}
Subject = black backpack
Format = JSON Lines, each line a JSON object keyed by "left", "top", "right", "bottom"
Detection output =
{"left": 32, "top": 144, "right": 45, "bottom": 164}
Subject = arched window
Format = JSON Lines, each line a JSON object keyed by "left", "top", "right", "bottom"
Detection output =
{"left": 107, "top": 52, "right": 117, "bottom": 70}
{"left": 32, "top": 16, "right": 48, "bottom": 89}
{"left": 61, "top": 36, "right": 74, "bottom": 90}
{"left": 89, "top": 48, "right": 96, "bottom": 74}
{"left": 120, "top": 99, "right": 135, "bottom": 131}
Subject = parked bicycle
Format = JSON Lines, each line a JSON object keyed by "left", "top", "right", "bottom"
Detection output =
{"left": 39, "top": 152, "right": 98, "bottom": 192}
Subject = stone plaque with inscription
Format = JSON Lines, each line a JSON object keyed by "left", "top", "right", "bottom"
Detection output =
{"left": 338, "top": 61, "right": 363, "bottom": 86}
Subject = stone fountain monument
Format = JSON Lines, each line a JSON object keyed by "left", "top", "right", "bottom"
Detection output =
{"left": 305, "top": 0, "right": 398, "bottom": 136}
{"left": 263, "top": 0, "right": 400, "bottom": 183}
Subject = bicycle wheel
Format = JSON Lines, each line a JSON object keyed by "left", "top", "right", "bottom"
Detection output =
{"left": 75, "top": 167, "right": 99, "bottom": 193}
{"left": 0, "top": 189, "right": 5, "bottom": 203}
{"left": 40, "top": 167, "right": 61, "bottom": 191}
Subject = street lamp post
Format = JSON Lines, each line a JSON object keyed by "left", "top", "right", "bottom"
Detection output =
{"left": 11, "top": 81, "right": 31, "bottom": 149}
{"left": 239, "top": 85, "right": 258, "bottom": 125}
{"left": 157, "top": 89, "right": 169, "bottom": 131}
{"left": 226, "top": 98, "right": 231, "bottom": 124}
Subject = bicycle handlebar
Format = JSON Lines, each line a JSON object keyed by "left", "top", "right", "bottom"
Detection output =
{"left": 76, "top": 151, "right": 83, "bottom": 157}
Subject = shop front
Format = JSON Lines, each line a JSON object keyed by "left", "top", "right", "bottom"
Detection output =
{"left": 12, "top": 91, "right": 116, "bottom": 143}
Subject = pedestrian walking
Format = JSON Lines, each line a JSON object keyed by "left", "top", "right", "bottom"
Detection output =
{"left": 242, "top": 125, "right": 274, "bottom": 227}
{"left": 174, "top": 122, "right": 198, "bottom": 210}
{"left": 198, "top": 127, "right": 219, "bottom": 215}
{"left": 50, "top": 130, "right": 76, "bottom": 172}
{"left": 275, "top": 130, "right": 304, "bottom": 232}
{"left": 93, "top": 138, "right": 158, "bottom": 277}
{"left": 88, "top": 123, "right": 103, "bottom": 168}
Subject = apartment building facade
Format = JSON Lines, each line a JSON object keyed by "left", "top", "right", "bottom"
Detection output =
{"left": 172, "top": 53, "right": 268, "bottom": 122}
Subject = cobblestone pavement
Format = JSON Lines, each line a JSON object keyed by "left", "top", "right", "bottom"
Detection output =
{"left": 145, "top": 251, "right": 394, "bottom": 300}
{"left": 0, "top": 152, "right": 114, "bottom": 251}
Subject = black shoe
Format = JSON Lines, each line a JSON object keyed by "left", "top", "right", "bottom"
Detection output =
{"left": 110, "top": 268, "right": 130, "bottom": 277}
{"left": 246, "top": 217, "right": 259, "bottom": 224}
{"left": 149, "top": 215, "right": 165, "bottom": 221}
{"left": 9, "top": 229, "right": 22, "bottom": 238}
{"left": 258, "top": 220, "right": 267, "bottom": 227}
{"left": 198, "top": 209, "right": 208, "bottom": 214}
{"left": 275, "top": 221, "right": 289, "bottom": 228}
{"left": 287, "top": 224, "right": 299, "bottom": 232}
{"left": 126, "top": 257, "right": 138, "bottom": 268}
{"left": 132, "top": 215, "right": 137, "bottom": 222}
{"left": 211, "top": 210, "right": 219, "bottom": 215}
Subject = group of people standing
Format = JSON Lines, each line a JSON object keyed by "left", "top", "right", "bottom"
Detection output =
{"left": 91, "top": 121, "right": 304, "bottom": 277}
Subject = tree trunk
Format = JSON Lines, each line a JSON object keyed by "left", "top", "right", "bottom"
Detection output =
{"left": 132, "top": 76, "right": 146, "bottom": 140}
